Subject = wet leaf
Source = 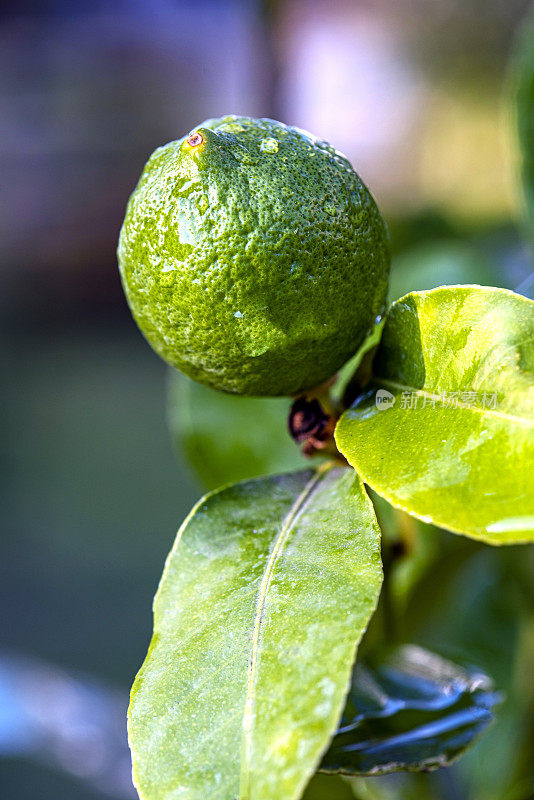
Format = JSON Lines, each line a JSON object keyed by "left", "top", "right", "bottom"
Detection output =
{"left": 128, "top": 465, "right": 382, "bottom": 800}
{"left": 320, "top": 645, "right": 500, "bottom": 776}
{"left": 167, "top": 369, "right": 308, "bottom": 490}
{"left": 335, "top": 286, "right": 534, "bottom": 543}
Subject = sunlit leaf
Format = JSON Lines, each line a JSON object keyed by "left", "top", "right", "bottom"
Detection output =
{"left": 335, "top": 286, "right": 534, "bottom": 543}
{"left": 320, "top": 645, "right": 500, "bottom": 776}
{"left": 167, "top": 369, "right": 308, "bottom": 490}
{"left": 128, "top": 465, "right": 383, "bottom": 800}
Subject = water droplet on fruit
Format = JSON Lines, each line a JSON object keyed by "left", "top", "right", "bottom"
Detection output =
{"left": 234, "top": 310, "right": 243, "bottom": 319}
{"left": 233, "top": 148, "right": 259, "bottom": 165}
{"left": 196, "top": 195, "right": 209, "bottom": 213}
{"left": 324, "top": 202, "right": 336, "bottom": 216}
{"left": 260, "top": 137, "right": 279, "bottom": 154}
{"left": 220, "top": 121, "right": 245, "bottom": 133}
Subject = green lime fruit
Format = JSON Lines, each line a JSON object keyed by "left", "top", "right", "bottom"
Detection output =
{"left": 118, "top": 115, "right": 390, "bottom": 396}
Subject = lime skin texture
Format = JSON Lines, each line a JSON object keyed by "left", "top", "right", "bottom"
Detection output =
{"left": 118, "top": 116, "right": 391, "bottom": 396}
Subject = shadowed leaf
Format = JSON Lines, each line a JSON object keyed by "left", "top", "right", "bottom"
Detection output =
{"left": 320, "top": 645, "right": 500, "bottom": 776}
{"left": 167, "top": 369, "right": 308, "bottom": 490}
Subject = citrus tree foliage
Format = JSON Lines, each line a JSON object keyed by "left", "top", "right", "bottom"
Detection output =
{"left": 119, "top": 43, "right": 534, "bottom": 796}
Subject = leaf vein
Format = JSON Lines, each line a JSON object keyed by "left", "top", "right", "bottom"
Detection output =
{"left": 375, "top": 378, "right": 534, "bottom": 427}
{"left": 238, "top": 462, "right": 333, "bottom": 799}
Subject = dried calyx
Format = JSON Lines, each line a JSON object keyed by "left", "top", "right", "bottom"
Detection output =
{"left": 288, "top": 394, "right": 338, "bottom": 457}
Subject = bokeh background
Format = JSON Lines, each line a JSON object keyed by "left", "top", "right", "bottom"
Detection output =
{"left": 2, "top": 1, "right": 534, "bottom": 799}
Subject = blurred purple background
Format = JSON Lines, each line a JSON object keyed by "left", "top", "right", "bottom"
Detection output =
{"left": 1, "top": 0, "right": 531, "bottom": 331}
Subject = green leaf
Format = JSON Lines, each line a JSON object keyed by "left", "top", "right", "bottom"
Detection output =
{"left": 335, "top": 286, "right": 534, "bottom": 543}
{"left": 128, "top": 465, "right": 383, "bottom": 800}
{"left": 167, "top": 369, "right": 308, "bottom": 490}
{"left": 514, "top": 6, "right": 534, "bottom": 241}
{"left": 320, "top": 645, "right": 500, "bottom": 776}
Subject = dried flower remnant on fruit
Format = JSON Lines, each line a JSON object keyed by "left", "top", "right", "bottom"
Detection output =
{"left": 186, "top": 131, "right": 204, "bottom": 148}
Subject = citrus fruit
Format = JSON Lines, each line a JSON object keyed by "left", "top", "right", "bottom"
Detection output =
{"left": 118, "top": 116, "right": 390, "bottom": 396}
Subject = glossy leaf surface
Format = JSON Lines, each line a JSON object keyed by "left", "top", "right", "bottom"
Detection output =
{"left": 128, "top": 465, "right": 382, "bottom": 800}
{"left": 167, "top": 369, "right": 308, "bottom": 489}
{"left": 336, "top": 286, "right": 534, "bottom": 542}
{"left": 320, "top": 645, "right": 499, "bottom": 776}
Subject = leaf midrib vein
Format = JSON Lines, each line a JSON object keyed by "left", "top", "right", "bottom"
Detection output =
{"left": 239, "top": 462, "right": 333, "bottom": 798}
{"left": 376, "top": 377, "right": 534, "bottom": 427}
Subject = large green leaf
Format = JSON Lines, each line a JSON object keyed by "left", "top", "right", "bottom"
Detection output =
{"left": 167, "top": 369, "right": 308, "bottom": 490}
{"left": 128, "top": 465, "right": 383, "bottom": 800}
{"left": 514, "top": 5, "right": 534, "bottom": 240}
{"left": 320, "top": 645, "right": 499, "bottom": 776}
{"left": 335, "top": 286, "right": 534, "bottom": 543}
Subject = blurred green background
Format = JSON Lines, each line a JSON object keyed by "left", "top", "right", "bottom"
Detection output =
{"left": 1, "top": 1, "right": 534, "bottom": 798}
